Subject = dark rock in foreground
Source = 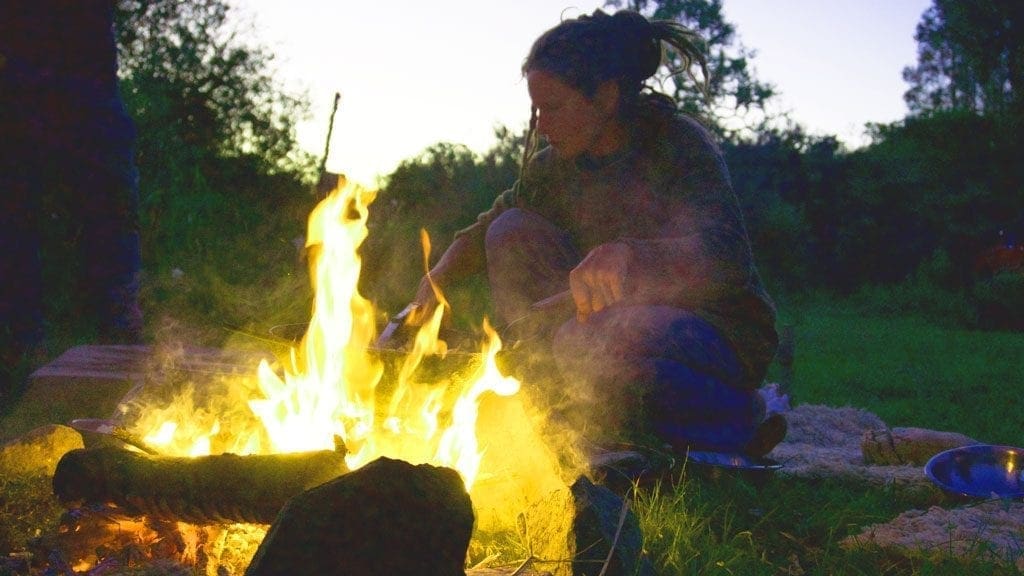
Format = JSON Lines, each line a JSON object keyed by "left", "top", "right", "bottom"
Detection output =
{"left": 246, "top": 457, "right": 474, "bottom": 576}
{"left": 523, "top": 475, "right": 654, "bottom": 576}
{"left": 570, "top": 476, "right": 654, "bottom": 576}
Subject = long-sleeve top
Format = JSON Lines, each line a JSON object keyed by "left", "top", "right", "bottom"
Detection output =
{"left": 457, "top": 103, "right": 778, "bottom": 387}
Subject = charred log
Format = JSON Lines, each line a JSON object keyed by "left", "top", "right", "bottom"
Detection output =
{"left": 52, "top": 446, "right": 349, "bottom": 524}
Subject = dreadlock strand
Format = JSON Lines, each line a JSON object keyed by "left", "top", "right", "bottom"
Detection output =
{"left": 654, "top": 20, "right": 711, "bottom": 100}
{"left": 518, "top": 105, "right": 539, "bottom": 185}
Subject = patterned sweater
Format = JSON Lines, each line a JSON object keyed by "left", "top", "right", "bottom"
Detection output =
{"left": 457, "top": 104, "right": 778, "bottom": 388}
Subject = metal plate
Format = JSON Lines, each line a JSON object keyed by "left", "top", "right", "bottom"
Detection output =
{"left": 684, "top": 450, "right": 783, "bottom": 472}
{"left": 925, "top": 444, "right": 1024, "bottom": 499}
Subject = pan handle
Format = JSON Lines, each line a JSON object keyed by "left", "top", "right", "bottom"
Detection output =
{"left": 529, "top": 289, "right": 572, "bottom": 313}
{"left": 373, "top": 302, "right": 420, "bottom": 350}
{"left": 500, "top": 290, "right": 575, "bottom": 343}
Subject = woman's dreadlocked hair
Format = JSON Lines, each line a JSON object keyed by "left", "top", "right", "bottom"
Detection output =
{"left": 517, "top": 9, "right": 709, "bottom": 179}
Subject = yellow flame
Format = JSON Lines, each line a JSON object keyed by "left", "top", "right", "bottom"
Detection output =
{"left": 230, "top": 177, "right": 517, "bottom": 489}
{"left": 435, "top": 318, "right": 520, "bottom": 487}
{"left": 248, "top": 178, "right": 383, "bottom": 464}
{"left": 133, "top": 177, "right": 525, "bottom": 493}
{"left": 144, "top": 421, "right": 177, "bottom": 448}
{"left": 97, "top": 168, "right": 576, "bottom": 576}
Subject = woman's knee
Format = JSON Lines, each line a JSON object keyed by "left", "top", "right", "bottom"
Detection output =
{"left": 485, "top": 208, "right": 538, "bottom": 251}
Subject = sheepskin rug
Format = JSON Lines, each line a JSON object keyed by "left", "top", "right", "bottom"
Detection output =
{"left": 770, "top": 402, "right": 1024, "bottom": 568}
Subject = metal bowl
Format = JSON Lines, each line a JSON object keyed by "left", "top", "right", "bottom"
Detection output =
{"left": 925, "top": 444, "right": 1024, "bottom": 499}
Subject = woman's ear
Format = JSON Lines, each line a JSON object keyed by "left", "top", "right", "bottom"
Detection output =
{"left": 594, "top": 80, "right": 620, "bottom": 117}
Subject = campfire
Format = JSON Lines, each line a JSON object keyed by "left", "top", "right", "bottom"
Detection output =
{"left": 29, "top": 177, "right": 569, "bottom": 574}
{"left": 130, "top": 177, "right": 521, "bottom": 485}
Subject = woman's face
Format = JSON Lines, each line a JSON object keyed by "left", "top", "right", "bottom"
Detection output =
{"left": 526, "top": 69, "right": 621, "bottom": 160}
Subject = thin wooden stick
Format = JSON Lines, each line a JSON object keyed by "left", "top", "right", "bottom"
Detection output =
{"left": 597, "top": 499, "right": 632, "bottom": 576}
{"left": 510, "top": 556, "right": 535, "bottom": 576}
{"left": 320, "top": 92, "right": 341, "bottom": 176}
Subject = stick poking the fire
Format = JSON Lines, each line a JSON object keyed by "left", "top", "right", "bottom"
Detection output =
{"left": 53, "top": 443, "right": 349, "bottom": 525}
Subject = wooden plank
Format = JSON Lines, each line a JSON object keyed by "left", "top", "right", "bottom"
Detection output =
{"left": 1, "top": 345, "right": 271, "bottom": 442}
{"left": 30, "top": 344, "right": 268, "bottom": 380}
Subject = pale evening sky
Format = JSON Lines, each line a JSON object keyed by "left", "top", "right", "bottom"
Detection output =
{"left": 230, "top": 0, "right": 933, "bottom": 185}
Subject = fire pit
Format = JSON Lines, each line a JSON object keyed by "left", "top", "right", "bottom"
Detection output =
{"left": 2, "top": 178, "right": 581, "bottom": 575}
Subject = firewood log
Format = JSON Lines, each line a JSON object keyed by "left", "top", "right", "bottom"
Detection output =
{"left": 52, "top": 446, "right": 349, "bottom": 525}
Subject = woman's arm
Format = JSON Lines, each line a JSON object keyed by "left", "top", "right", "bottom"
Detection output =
{"left": 407, "top": 230, "right": 486, "bottom": 325}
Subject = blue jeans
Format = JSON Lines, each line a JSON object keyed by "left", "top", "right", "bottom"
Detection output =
{"left": 485, "top": 208, "right": 761, "bottom": 453}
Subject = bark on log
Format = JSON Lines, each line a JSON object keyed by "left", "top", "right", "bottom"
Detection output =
{"left": 52, "top": 446, "right": 349, "bottom": 524}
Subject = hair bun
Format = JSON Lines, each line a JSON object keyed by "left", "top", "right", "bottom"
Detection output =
{"left": 524, "top": 8, "right": 706, "bottom": 107}
{"left": 608, "top": 11, "right": 661, "bottom": 82}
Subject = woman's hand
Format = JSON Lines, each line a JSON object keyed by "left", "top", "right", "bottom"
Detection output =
{"left": 569, "top": 242, "right": 632, "bottom": 321}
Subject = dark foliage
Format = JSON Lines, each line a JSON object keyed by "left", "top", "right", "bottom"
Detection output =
{"left": 724, "top": 130, "right": 840, "bottom": 291}
{"left": 725, "top": 109, "right": 1022, "bottom": 304}
{"left": 114, "top": 0, "right": 317, "bottom": 279}
{"left": 903, "top": 0, "right": 1024, "bottom": 117}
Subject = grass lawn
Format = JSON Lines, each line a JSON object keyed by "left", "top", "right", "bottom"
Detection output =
{"left": 777, "top": 299, "right": 1024, "bottom": 446}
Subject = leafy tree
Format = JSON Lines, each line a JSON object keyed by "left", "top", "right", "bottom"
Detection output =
{"left": 724, "top": 129, "right": 846, "bottom": 290}
{"left": 903, "top": 0, "right": 1024, "bottom": 117}
{"left": 113, "top": 0, "right": 317, "bottom": 273}
{"left": 762, "top": 106, "right": 1021, "bottom": 297}
{"left": 865, "top": 0, "right": 1024, "bottom": 317}
{"left": 115, "top": 0, "right": 313, "bottom": 173}
{"left": 605, "top": 0, "right": 778, "bottom": 141}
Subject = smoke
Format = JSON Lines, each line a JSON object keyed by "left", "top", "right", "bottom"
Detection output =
{"left": 469, "top": 385, "right": 586, "bottom": 532}
{"left": 110, "top": 316, "right": 277, "bottom": 456}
